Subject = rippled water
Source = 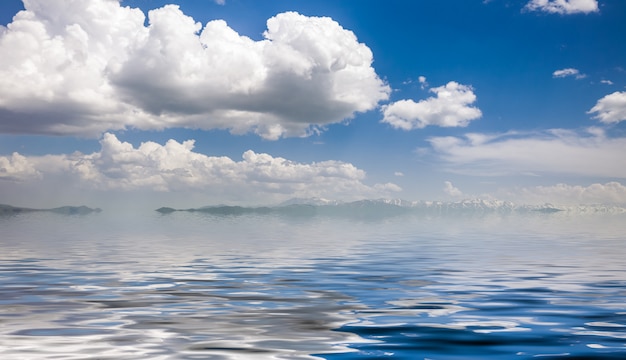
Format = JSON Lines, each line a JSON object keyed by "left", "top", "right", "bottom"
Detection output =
{"left": 1, "top": 210, "right": 625, "bottom": 359}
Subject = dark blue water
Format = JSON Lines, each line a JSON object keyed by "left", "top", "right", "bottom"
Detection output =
{"left": 1, "top": 211, "right": 625, "bottom": 359}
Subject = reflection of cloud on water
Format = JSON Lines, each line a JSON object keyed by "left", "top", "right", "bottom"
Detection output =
{"left": 0, "top": 260, "right": 373, "bottom": 359}
{"left": 1, "top": 209, "right": 626, "bottom": 358}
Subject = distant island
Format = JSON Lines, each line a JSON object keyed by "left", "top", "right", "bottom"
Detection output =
{"left": 155, "top": 198, "right": 626, "bottom": 217}
{"left": 0, "top": 204, "right": 102, "bottom": 216}
{"left": 156, "top": 204, "right": 316, "bottom": 216}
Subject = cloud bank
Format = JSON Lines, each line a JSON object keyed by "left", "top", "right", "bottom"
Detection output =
{"left": 0, "top": 1, "right": 389, "bottom": 139}
{"left": 524, "top": 0, "right": 599, "bottom": 14}
{"left": 428, "top": 128, "right": 626, "bottom": 178}
{"left": 381, "top": 82, "right": 482, "bottom": 130}
{"left": 0, "top": 133, "right": 400, "bottom": 204}
{"left": 501, "top": 182, "right": 626, "bottom": 206}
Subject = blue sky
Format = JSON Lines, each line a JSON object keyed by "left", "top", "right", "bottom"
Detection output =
{"left": 1, "top": 0, "right": 625, "bottom": 208}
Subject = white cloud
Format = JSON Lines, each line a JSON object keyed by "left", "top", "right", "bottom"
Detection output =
{"left": 588, "top": 91, "right": 626, "bottom": 124}
{"left": 524, "top": 0, "right": 599, "bottom": 14}
{"left": 374, "top": 182, "right": 403, "bottom": 192}
{"left": 600, "top": 80, "right": 614, "bottom": 85}
{"left": 552, "top": 68, "right": 586, "bottom": 79}
{"left": 501, "top": 182, "right": 626, "bottom": 205}
{"left": 0, "top": 152, "right": 41, "bottom": 181}
{"left": 443, "top": 181, "right": 463, "bottom": 197}
{"left": 381, "top": 82, "right": 482, "bottom": 130}
{"left": 418, "top": 76, "right": 428, "bottom": 89}
{"left": 0, "top": 1, "right": 389, "bottom": 139}
{"left": 394, "top": 172, "right": 404, "bottom": 177}
{"left": 428, "top": 128, "right": 626, "bottom": 178}
{"left": 0, "top": 133, "right": 400, "bottom": 204}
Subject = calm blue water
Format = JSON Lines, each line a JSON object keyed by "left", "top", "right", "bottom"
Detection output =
{"left": 1, "top": 210, "right": 625, "bottom": 359}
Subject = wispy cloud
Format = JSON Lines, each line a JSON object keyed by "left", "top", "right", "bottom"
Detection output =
{"left": 428, "top": 128, "right": 626, "bottom": 178}
{"left": 381, "top": 82, "right": 482, "bottom": 130}
{"left": 0, "top": 1, "right": 389, "bottom": 139}
{"left": 552, "top": 68, "right": 586, "bottom": 79}
{"left": 524, "top": 0, "right": 599, "bottom": 15}
{"left": 588, "top": 91, "right": 626, "bottom": 124}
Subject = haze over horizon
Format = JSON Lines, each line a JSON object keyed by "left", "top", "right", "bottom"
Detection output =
{"left": 1, "top": 0, "right": 625, "bottom": 209}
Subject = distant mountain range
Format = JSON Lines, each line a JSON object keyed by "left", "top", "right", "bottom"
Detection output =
{"left": 0, "top": 204, "right": 102, "bottom": 215}
{"left": 156, "top": 198, "right": 626, "bottom": 217}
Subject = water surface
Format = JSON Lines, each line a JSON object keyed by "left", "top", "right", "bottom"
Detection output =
{"left": 1, "top": 211, "right": 625, "bottom": 359}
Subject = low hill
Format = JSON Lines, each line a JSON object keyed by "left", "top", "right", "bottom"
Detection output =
{"left": 0, "top": 204, "right": 102, "bottom": 216}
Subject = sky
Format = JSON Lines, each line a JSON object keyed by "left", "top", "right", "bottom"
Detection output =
{"left": 1, "top": 0, "right": 625, "bottom": 209}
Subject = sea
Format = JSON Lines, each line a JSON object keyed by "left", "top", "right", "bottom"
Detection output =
{"left": 1, "top": 208, "right": 625, "bottom": 359}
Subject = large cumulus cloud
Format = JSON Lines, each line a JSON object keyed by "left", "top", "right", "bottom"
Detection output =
{"left": 0, "top": 0, "right": 390, "bottom": 139}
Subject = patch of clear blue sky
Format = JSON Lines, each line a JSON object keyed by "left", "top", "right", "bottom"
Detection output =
{"left": 1, "top": 0, "right": 625, "bottom": 172}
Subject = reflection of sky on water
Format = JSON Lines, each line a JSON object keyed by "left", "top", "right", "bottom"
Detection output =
{"left": 1, "top": 211, "right": 625, "bottom": 359}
